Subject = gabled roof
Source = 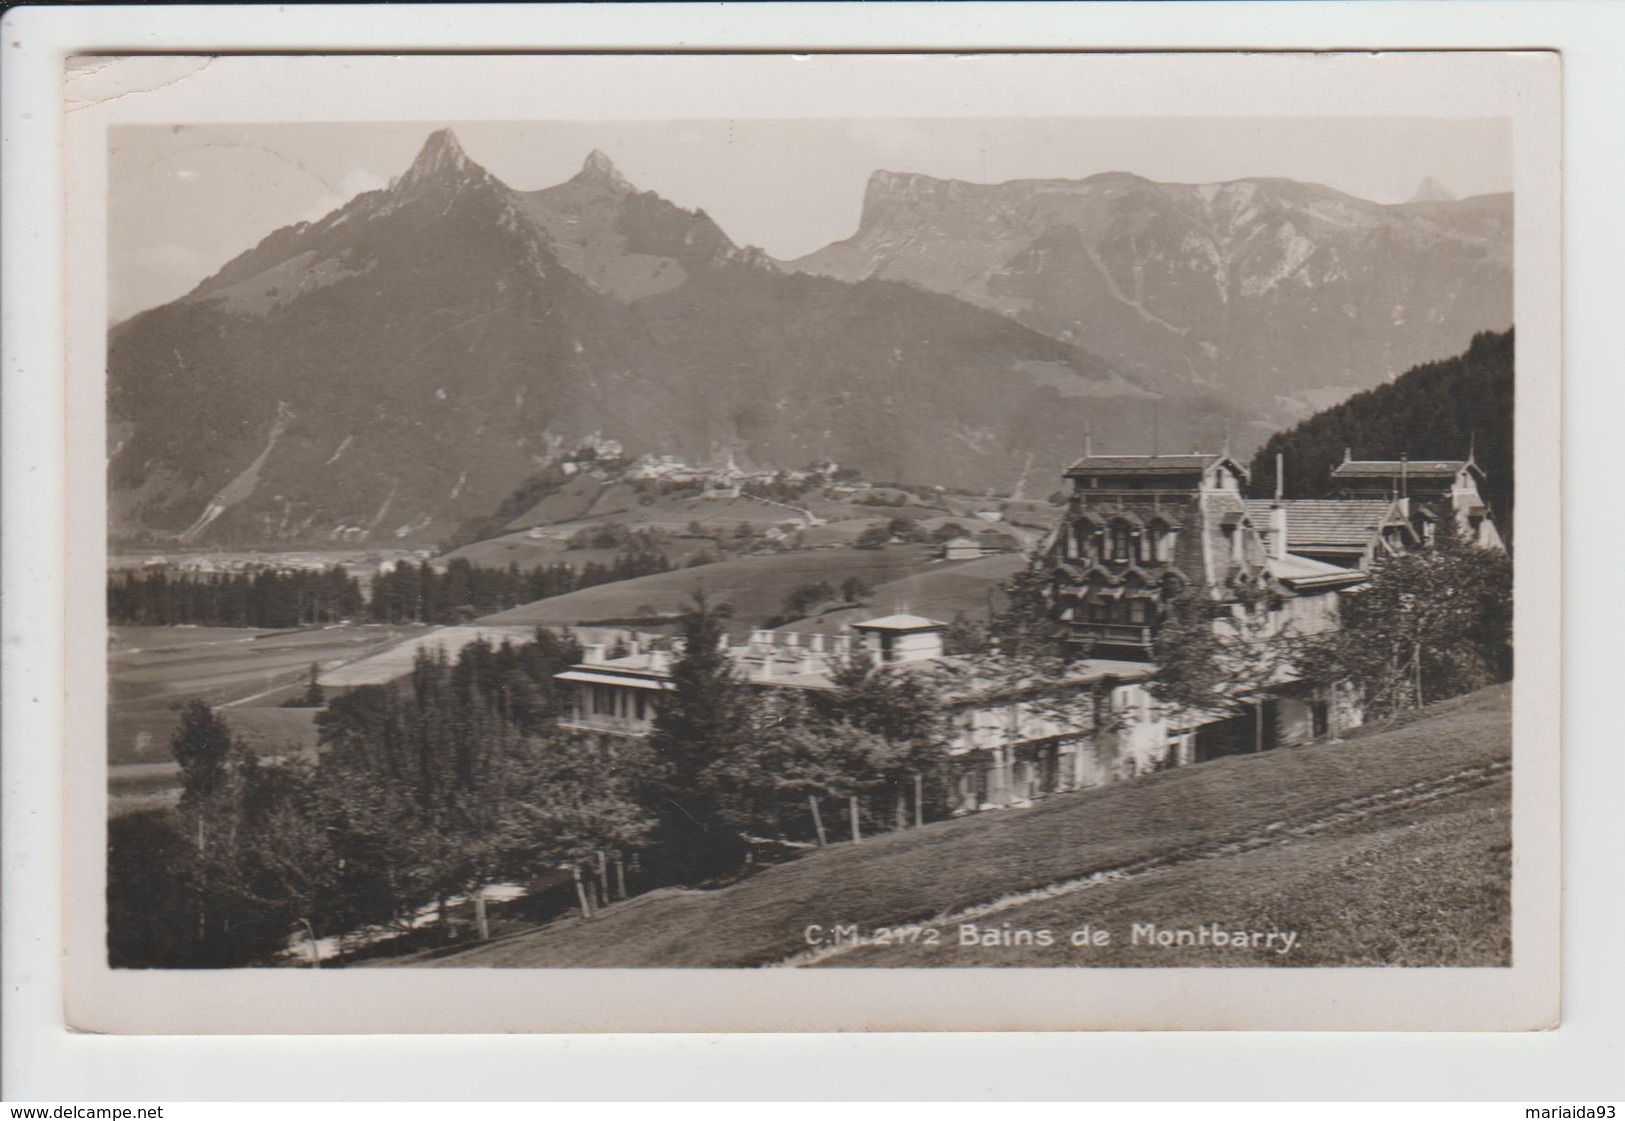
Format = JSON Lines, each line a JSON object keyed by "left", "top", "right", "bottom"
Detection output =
{"left": 851, "top": 613, "right": 947, "bottom": 632}
{"left": 1332, "top": 459, "right": 1476, "bottom": 480}
{"left": 1265, "top": 553, "right": 1369, "bottom": 590}
{"left": 555, "top": 668, "right": 672, "bottom": 691}
{"left": 1242, "top": 499, "right": 1401, "bottom": 547}
{"left": 1064, "top": 453, "right": 1249, "bottom": 479}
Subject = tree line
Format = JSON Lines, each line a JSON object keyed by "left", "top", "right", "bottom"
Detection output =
{"left": 366, "top": 552, "right": 670, "bottom": 624}
{"left": 1248, "top": 328, "right": 1515, "bottom": 539}
{"left": 107, "top": 565, "right": 365, "bottom": 629}
{"left": 109, "top": 547, "right": 672, "bottom": 629}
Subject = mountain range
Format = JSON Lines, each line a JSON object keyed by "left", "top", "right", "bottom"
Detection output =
{"left": 108, "top": 130, "right": 1510, "bottom": 547}
{"left": 786, "top": 170, "right": 1510, "bottom": 409}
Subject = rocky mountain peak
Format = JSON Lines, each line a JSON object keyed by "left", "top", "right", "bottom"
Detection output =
{"left": 576, "top": 148, "right": 633, "bottom": 192}
{"left": 392, "top": 128, "right": 492, "bottom": 197}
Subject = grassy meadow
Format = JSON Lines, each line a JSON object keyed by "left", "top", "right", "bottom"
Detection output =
{"left": 478, "top": 544, "right": 970, "bottom": 635}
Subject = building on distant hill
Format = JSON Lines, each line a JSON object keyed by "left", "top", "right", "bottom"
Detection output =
{"left": 940, "top": 530, "right": 1019, "bottom": 561}
{"left": 940, "top": 535, "right": 985, "bottom": 561}
{"left": 1331, "top": 451, "right": 1505, "bottom": 551}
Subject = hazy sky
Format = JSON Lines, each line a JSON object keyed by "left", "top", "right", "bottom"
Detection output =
{"left": 109, "top": 117, "right": 1511, "bottom": 324}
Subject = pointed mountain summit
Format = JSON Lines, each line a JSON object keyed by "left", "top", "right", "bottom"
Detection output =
{"left": 391, "top": 127, "right": 500, "bottom": 199}
{"left": 576, "top": 148, "right": 632, "bottom": 192}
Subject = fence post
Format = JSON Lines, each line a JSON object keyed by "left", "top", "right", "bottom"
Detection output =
{"left": 808, "top": 794, "right": 828, "bottom": 846}
{"left": 571, "top": 864, "right": 594, "bottom": 919}
{"left": 849, "top": 794, "right": 862, "bottom": 844}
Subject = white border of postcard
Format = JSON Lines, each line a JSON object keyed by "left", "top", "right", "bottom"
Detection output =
{"left": 53, "top": 48, "right": 1562, "bottom": 1035}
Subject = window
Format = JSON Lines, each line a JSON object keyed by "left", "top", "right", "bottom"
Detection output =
{"left": 592, "top": 686, "right": 616, "bottom": 716}
{"left": 1149, "top": 522, "right": 1176, "bottom": 563}
{"left": 1109, "top": 522, "right": 1133, "bottom": 561}
{"left": 1089, "top": 603, "right": 1113, "bottom": 623}
{"left": 1127, "top": 600, "right": 1149, "bottom": 625}
{"left": 634, "top": 692, "right": 647, "bottom": 721}
{"left": 1075, "top": 520, "right": 1104, "bottom": 560}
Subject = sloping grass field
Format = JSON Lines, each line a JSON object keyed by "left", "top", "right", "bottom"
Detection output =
{"left": 418, "top": 686, "right": 1512, "bottom": 969}
{"left": 478, "top": 544, "right": 959, "bottom": 634}
{"left": 778, "top": 552, "right": 1028, "bottom": 635}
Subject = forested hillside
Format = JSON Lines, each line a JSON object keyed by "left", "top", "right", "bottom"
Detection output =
{"left": 1249, "top": 329, "right": 1514, "bottom": 535}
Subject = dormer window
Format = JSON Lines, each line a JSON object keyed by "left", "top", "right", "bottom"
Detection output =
{"left": 1145, "top": 519, "right": 1177, "bottom": 564}
{"left": 1073, "top": 518, "right": 1104, "bottom": 561}
{"left": 1108, "top": 522, "right": 1134, "bottom": 562}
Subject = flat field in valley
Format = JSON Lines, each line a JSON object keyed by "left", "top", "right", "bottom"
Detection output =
{"left": 107, "top": 623, "right": 426, "bottom": 812}
{"left": 478, "top": 544, "right": 964, "bottom": 634}
{"left": 419, "top": 686, "right": 1512, "bottom": 969}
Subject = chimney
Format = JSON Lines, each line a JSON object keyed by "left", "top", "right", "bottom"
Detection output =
{"left": 627, "top": 638, "right": 642, "bottom": 658}
{"left": 1269, "top": 451, "right": 1287, "bottom": 559}
{"left": 582, "top": 643, "right": 607, "bottom": 665}
{"left": 782, "top": 632, "right": 800, "bottom": 648}
{"left": 647, "top": 648, "right": 670, "bottom": 673}
{"left": 808, "top": 633, "right": 826, "bottom": 654}
{"left": 750, "top": 628, "right": 773, "bottom": 649}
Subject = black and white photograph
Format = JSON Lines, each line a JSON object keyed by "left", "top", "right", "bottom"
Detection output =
{"left": 58, "top": 50, "right": 1561, "bottom": 1033}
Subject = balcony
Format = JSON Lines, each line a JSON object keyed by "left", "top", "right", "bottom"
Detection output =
{"left": 557, "top": 716, "right": 651, "bottom": 738}
{"left": 1068, "top": 622, "right": 1154, "bottom": 649}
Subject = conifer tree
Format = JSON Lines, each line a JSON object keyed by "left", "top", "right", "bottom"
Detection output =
{"left": 645, "top": 594, "right": 756, "bottom": 880}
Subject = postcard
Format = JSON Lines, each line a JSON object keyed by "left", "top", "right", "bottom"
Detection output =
{"left": 62, "top": 49, "right": 1561, "bottom": 1032}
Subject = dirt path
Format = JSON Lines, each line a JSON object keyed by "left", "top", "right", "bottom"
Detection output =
{"left": 775, "top": 759, "right": 1510, "bottom": 968}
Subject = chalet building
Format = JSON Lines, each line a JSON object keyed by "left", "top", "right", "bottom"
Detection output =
{"left": 1047, "top": 452, "right": 1366, "bottom": 653}
{"left": 1046, "top": 451, "right": 1370, "bottom": 760}
{"left": 1331, "top": 451, "right": 1505, "bottom": 551}
{"left": 553, "top": 612, "right": 1172, "bottom": 815}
